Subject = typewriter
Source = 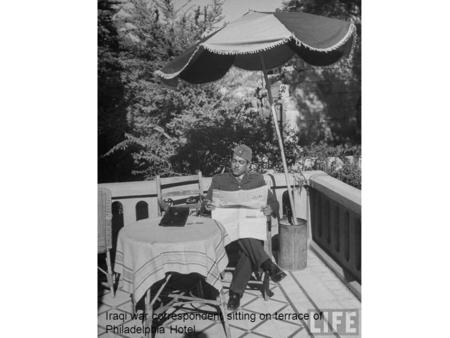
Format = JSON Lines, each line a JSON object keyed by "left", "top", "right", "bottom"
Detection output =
{"left": 159, "top": 206, "right": 190, "bottom": 227}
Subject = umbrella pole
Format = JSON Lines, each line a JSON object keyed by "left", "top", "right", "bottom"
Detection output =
{"left": 260, "top": 55, "right": 299, "bottom": 225}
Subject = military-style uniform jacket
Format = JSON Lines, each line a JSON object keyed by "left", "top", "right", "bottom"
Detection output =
{"left": 206, "top": 172, "right": 279, "bottom": 217}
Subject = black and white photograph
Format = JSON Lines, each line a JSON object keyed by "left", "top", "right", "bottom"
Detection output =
{"left": 5, "top": 1, "right": 450, "bottom": 338}
{"left": 98, "top": 0, "right": 361, "bottom": 337}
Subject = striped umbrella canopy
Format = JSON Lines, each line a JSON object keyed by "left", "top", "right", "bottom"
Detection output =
{"left": 156, "top": 10, "right": 356, "bottom": 224}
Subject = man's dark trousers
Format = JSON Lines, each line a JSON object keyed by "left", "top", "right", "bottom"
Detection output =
{"left": 229, "top": 238, "right": 270, "bottom": 295}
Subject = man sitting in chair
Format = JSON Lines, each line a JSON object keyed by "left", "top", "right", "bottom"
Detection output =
{"left": 204, "top": 144, "right": 287, "bottom": 310}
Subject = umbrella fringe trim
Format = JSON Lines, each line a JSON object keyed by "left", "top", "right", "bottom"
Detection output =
{"left": 154, "top": 45, "right": 203, "bottom": 79}
{"left": 292, "top": 23, "right": 356, "bottom": 52}
{"left": 200, "top": 38, "right": 291, "bottom": 55}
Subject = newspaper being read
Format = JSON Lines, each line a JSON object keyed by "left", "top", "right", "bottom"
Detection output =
{"left": 211, "top": 186, "right": 268, "bottom": 242}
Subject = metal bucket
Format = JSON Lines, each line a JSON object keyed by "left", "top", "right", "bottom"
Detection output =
{"left": 278, "top": 217, "right": 308, "bottom": 271}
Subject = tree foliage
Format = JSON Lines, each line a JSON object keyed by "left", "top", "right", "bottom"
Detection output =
{"left": 295, "top": 142, "right": 361, "bottom": 189}
{"left": 98, "top": 0, "right": 134, "bottom": 182}
{"left": 168, "top": 91, "right": 301, "bottom": 176}
{"left": 101, "top": 0, "right": 226, "bottom": 179}
{"left": 281, "top": 0, "right": 361, "bottom": 146}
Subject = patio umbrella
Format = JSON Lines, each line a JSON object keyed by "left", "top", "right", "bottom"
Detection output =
{"left": 156, "top": 10, "right": 356, "bottom": 224}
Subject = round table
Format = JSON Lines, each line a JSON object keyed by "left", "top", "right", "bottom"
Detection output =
{"left": 114, "top": 216, "right": 230, "bottom": 303}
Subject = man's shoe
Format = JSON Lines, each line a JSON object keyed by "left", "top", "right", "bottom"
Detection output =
{"left": 261, "top": 259, "right": 287, "bottom": 283}
{"left": 227, "top": 290, "right": 241, "bottom": 311}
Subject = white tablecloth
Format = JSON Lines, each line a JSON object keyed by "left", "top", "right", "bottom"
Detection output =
{"left": 114, "top": 216, "right": 230, "bottom": 302}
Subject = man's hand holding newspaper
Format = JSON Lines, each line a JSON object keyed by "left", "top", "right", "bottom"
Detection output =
{"left": 204, "top": 199, "right": 272, "bottom": 216}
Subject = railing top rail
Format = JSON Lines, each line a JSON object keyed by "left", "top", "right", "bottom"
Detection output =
{"left": 308, "top": 171, "right": 361, "bottom": 215}
{"left": 99, "top": 180, "right": 157, "bottom": 198}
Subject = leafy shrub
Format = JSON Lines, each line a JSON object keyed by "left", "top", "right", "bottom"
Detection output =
{"left": 295, "top": 142, "right": 361, "bottom": 189}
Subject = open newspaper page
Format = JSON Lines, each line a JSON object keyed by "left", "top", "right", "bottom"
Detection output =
{"left": 211, "top": 186, "right": 268, "bottom": 242}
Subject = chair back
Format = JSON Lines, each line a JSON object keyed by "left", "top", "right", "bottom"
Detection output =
{"left": 156, "top": 172, "right": 203, "bottom": 216}
{"left": 98, "top": 187, "right": 112, "bottom": 253}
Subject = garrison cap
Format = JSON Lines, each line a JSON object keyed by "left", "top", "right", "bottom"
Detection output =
{"left": 233, "top": 144, "right": 252, "bottom": 162}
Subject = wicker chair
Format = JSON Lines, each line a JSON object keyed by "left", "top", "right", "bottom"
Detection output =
{"left": 98, "top": 187, "right": 114, "bottom": 295}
